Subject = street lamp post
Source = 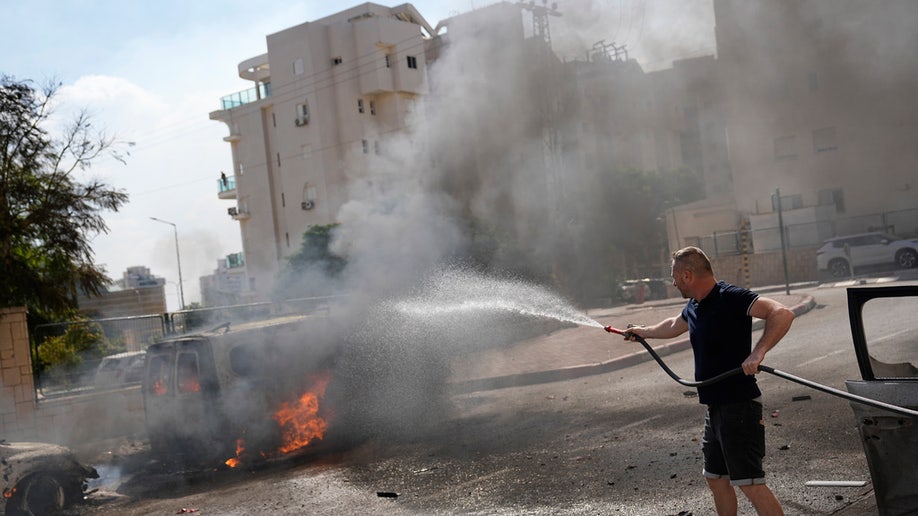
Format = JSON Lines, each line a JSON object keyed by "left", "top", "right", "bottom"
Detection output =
{"left": 150, "top": 217, "right": 186, "bottom": 309}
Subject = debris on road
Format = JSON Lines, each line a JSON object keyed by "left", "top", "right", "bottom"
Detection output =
{"left": 377, "top": 491, "right": 399, "bottom": 498}
{"left": 792, "top": 395, "right": 812, "bottom": 402}
{"left": 804, "top": 480, "right": 868, "bottom": 487}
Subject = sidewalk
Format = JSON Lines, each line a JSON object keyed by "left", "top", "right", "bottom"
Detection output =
{"left": 448, "top": 292, "right": 816, "bottom": 393}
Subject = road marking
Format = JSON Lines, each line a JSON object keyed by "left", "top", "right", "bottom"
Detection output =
{"left": 616, "top": 415, "right": 662, "bottom": 431}
{"left": 798, "top": 349, "right": 846, "bottom": 368}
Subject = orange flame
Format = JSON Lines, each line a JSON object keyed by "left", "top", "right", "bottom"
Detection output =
{"left": 272, "top": 373, "right": 331, "bottom": 454}
{"left": 225, "top": 438, "right": 245, "bottom": 468}
{"left": 152, "top": 378, "right": 167, "bottom": 396}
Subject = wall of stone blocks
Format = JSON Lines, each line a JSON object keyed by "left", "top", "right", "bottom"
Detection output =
{"left": 0, "top": 307, "right": 37, "bottom": 438}
{"left": 0, "top": 307, "right": 146, "bottom": 447}
{"left": 711, "top": 248, "right": 818, "bottom": 289}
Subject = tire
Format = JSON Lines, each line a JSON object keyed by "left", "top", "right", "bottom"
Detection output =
{"left": 895, "top": 249, "right": 918, "bottom": 269}
{"left": 7, "top": 473, "right": 67, "bottom": 516}
{"left": 828, "top": 258, "right": 850, "bottom": 278}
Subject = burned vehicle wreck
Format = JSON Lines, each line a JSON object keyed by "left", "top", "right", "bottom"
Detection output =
{"left": 844, "top": 285, "right": 918, "bottom": 515}
{"left": 0, "top": 440, "right": 98, "bottom": 516}
{"left": 142, "top": 315, "right": 339, "bottom": 466}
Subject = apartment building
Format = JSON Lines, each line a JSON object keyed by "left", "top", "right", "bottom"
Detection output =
{"left": 210, "top": 3, "right": 434, "bottom": 300}
{"left": 675, "top": 0, "right": 918, "bottom": 255}
{"left": 199, "top": 252, "right": 247, "bottom": 307}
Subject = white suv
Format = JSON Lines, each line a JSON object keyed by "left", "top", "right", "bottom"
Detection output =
{"left": 816, "top": 232, "right": 918, "bottom": 278}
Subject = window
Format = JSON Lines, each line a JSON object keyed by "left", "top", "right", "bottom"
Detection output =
{"left": 771, "top": 193, "right": 802, "bottom": 211}
{"left": 369, "top": 100, "right": 376, "bottom": 115}
{"left": 813, "top": 127, "right": 837, "bottom": 152}
{"left": 296, "top": 101, "right": 309, "bottom": 125}
{"left": 332, "top": 56, "right": 343, "bottom": 65}
{"left": 147, "top": 355, "right": 171, "bottom": 396}
{"left": 358, "top": 99, "right": 365, "bottom": 113}
{"left": 773, "top": 135, "right": 797, "bottom": 160}
{"left": 362, "top": 139, "right": 368, "bottom": 154}
{"left": 276, "top": 152, "right": 281, "bottom": 167}
{"left": 293, "top": 58, "right": 304, "bottom": 75}
{"left": 385, "top": 54, "right": 392, "bottom": 68}
{"left": 374, "top": 140, "right": 380, "bottom": 155}
{"left": 177, "top": 353, "right": 200, "bottom": 394}
{"left": 818, "top": 188, "right": 845, "bottom": 213}
{"left": 407, "top": 55, "right": 418, "bottom": 69}
{"left": 281, "top": 192, "right": 285, "bottom": 207}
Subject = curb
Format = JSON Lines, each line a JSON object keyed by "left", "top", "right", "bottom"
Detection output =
{"left": 449, "top": 294, "right": 817, "bottom": 395}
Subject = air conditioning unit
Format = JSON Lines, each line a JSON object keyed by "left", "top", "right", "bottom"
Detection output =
{"left": 295, "top": 115, "right": 309, "bottom": 126}
{"left": 301, "top": 200, "right": 315, "bottom": 210}
{"left": 228, "top": 207, "right": 238, "bottom": 216}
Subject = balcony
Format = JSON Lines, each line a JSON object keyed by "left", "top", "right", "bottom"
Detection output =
{"left": 219, "top": 82, "right": 272, "bottom": 110}
{"left": 217, "top": 175, "right": 236, "bottom": 199}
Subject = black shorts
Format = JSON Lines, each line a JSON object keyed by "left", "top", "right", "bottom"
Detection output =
{"left": 701, "top": 398, "right": 766, "bottom": 486}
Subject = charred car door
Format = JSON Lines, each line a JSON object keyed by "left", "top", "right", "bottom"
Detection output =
{"left": 143, "top": 338, "right": 226, "bottom": 461}
{"left": 844, "top": 285, "right": 918, "bottom": 515}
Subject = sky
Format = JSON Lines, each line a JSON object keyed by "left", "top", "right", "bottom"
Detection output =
{"left": 0, "top": 0, "right": 714, "bottom": 311}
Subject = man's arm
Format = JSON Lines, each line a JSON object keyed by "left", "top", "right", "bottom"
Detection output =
{"left": 626, "top": 315, "right": 689, "bottom": 340}
{"left": 743, "top": 296, "right": 795, "bottom": 375}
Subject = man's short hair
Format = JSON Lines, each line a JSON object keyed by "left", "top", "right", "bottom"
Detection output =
{"left": 672, "top": 246, "right": 714, "bottom": 276}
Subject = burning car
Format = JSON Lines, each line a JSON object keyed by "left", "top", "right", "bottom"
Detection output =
{"left": 0, "top": 440, "right": 98, "bottom": 516}
{"left": 142, "top": 315, "right": 338, "bottom": 466}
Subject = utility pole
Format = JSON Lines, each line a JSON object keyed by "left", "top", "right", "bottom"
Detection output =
{"left": 150, "top": 217, "right": 186, "bottom": 309}
{"left": 520, "top": 0, "right": 561, "bottom": 49}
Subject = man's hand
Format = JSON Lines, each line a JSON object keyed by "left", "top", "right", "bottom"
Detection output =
{"left": 742, "top": 350, "right": 766, "bottom": 375}
{"left": 623, "top": 325, "right": 646, "bottom": 342}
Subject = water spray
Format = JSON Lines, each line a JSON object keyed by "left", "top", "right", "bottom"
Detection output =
{"left": 603, "top": 325, "right": 918, "bottom": 418}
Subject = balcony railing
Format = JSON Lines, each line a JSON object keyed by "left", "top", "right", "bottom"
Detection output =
{"left": 218, "top": 175, "right": 236, "bottom": 193}
{"left": 219, "top": 82, "right": 272, "bottom": 110}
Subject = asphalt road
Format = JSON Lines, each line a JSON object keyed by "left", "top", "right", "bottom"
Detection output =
{"left": 77, "top": 281, "right": 914, "bottom": 515}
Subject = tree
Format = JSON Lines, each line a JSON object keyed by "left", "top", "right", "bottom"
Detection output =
{"left": 273, "top": 224, "right": 347, "bottom": 300}
{"left": 0, "top": 76, "right": 129, "bottom": 318}
{"left": 36, "top": 319, "right": 125, "bottom": 386}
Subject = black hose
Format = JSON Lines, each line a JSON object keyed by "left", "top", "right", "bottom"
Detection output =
{"left": 609, "top": 326, "right": 918, "bottom": 418}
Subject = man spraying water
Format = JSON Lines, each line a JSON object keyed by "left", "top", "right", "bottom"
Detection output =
{"left": 622, "top": 246, "right": 795, "bottom": 516}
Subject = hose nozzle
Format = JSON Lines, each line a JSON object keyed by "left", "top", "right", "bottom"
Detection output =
{"left": 604, "top": 325, "right": 623, "bottom": 335}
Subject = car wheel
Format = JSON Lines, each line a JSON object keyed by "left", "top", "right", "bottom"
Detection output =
{"left": 7, "top": 473, "right": 67, "bottom": 516}
{"left": 895, "top": 249, "right": 918, "bottom": 269}
{"left": 828, "top": 258, "right": 850, "bottom": 278}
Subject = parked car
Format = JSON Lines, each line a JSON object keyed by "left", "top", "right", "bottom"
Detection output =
{"left": 816, "top": 232, "right": 918, "bottom": 278}
{"left": 93, "top": 351, "right": 146, "bottom": 388}
{"left": 0, "top": 440, "right": 98, "bottom": 516}
{"left": 619, "top": 278, "right": 669, "bottom": 303}
{"left": 844, "top": 286, "right": 918, "bottom": 514}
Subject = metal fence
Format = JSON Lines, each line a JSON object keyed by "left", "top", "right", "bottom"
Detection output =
{"left": 32, "top": 315, "right": 168, "bottom": 398}
{"left": 30, "top": 295, "right": 343, "bottom": 400}
{"left": 694, "top": 208, "right": 918, "bottom": 258}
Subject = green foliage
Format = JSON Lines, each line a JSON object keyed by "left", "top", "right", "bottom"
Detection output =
{"left": 273, "top": 224, "right": 347, "bottom": 300}
{"left": 0, "top": 75, "right": 129, "bottom": 319}
{"left": 36, "top": 320, "right": 125, "bottom": 384}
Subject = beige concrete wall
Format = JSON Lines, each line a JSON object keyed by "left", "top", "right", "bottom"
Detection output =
{"left": 0, "top": 307, "right": 146, "bottom": 447}
{"left": 0, "top": 307, "right": 37, "bottom": 438}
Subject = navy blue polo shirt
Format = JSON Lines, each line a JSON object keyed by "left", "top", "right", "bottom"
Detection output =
{"left": 681, "top": 281, "right": 761, "bottom": 405}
